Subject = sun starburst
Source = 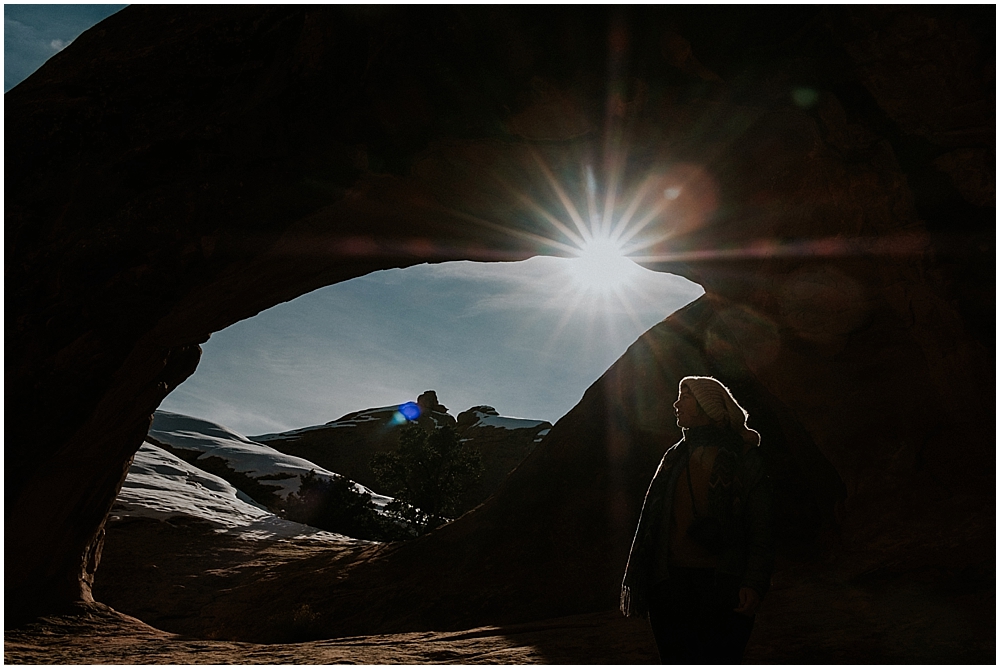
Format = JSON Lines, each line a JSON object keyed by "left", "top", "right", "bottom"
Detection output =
{"left": 568, "top": 236, "right": 640, "bottom": 293}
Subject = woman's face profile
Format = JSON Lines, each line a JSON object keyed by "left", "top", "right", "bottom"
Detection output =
{"left": 673, "top": 386, "right": 712, "bottom": 429}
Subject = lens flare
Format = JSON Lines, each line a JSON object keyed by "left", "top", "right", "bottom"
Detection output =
{"left": 397, "top": 402, "right": 421, "bottom": 422}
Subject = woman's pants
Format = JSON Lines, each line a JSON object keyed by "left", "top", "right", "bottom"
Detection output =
{"left": 647, "top": 568, "right": 755, "bottom": 664}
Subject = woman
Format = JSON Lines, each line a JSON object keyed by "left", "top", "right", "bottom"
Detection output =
{"left": 621, "top": 376, "right": 774, "bottom": 664}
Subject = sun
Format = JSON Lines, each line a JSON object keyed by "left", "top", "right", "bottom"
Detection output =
{"left": 567, "top": 236, "right": 640, "bottom": 293}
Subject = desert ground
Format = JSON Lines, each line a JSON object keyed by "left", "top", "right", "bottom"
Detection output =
{"left": 8, "top": 517, "right": 659, "bottom": 664}
{"left": 8, "top": 513, "right": 991, "bottom": 664}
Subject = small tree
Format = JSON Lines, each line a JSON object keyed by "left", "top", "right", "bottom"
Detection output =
{"left": 371, "top": 424, "right": 484, "bottom": 534}
{"left": 283, "top": 470, "right": 388, "bottom": 541}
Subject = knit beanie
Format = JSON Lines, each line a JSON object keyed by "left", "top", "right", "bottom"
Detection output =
{"left": 680, "top": 375, "right": 761, "bottom": 447}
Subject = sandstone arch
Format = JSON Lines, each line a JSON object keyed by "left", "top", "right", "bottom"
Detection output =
{"left": 7, "top": 6, "right": 992, "bottom": 657}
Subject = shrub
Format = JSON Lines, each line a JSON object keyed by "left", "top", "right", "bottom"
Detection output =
{"left": 371, "top": 424, "right": 484, "bottom": 534}
{"left": 282, "top": 470, "right": 389, "bottom": 541}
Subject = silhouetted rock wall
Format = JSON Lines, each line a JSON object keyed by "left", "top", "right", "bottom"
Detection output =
{"left": 6, "top": 7, "right": 992, "bottom": 655}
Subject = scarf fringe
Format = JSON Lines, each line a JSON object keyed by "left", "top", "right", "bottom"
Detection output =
{"left": 620, "top": 579, "right": 648, "bottom": 619}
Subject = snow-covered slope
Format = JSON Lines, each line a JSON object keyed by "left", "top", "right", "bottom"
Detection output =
{"left": 113, "top": 442, "right": 353, "bottom": 542}
{"left": 148, "top": 411, "right": 393, "bottom": 511}
{"left": 463, "top": 409, "right": 548, "bottom": 431}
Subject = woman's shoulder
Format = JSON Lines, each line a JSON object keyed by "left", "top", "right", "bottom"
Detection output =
{"left": 657, "top": 439, "right": 687, "bottom": 467}
{"left": 648, "top": 440, "right": 685, "bottom": 482}
{"left": 664, "top": 437, "right": 686, "bottom": 457}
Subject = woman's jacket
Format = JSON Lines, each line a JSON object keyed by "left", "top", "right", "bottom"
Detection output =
{"left": 620, "top": 423, "right": 774, "bottom": 618}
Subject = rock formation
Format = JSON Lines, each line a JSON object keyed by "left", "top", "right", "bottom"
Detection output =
{"left": 6, "top": 5, "right": 992, "bottom": 659}
{"left": 415, "top": 390, "right": 448, "bottom": 416}
{"left": 450, "top": 407, "right": 551, "bottom": 511}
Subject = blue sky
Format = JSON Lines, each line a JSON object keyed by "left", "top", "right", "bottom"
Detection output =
{"left": 7, "top": 5, "right": 704, "bottom": 435}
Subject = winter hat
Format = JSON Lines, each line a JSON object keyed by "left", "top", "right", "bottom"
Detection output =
{"left": 680, "top": 376, "right": 761, "bottom": 447}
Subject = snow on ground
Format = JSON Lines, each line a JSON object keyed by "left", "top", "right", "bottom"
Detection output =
{"left": 114, "top": 442, "right": 356, "bottom": 542}
{"left": 148, "top": 411, "right": 393, "bottom": 510}
{"left": 329, "top": 406, "right": 398, "bottom": 424}
{"left": 472, "top": 413, "right": 549, "bottom": 430}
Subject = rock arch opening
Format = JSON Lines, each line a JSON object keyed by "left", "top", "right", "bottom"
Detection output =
{"left": 92, "top": 258, "right": 706, "bottom": 636}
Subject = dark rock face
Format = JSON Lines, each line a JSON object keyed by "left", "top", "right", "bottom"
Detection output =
{"left": 450, "top": 409, "right": 551, "bottom": 512}
{"left": 252, "top": 406, "right": 408, "bottom": 499}
{"left": 6, "top": 5, "right": 992, "bottom": 658}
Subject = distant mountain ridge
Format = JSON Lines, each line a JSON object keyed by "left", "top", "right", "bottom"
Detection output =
{"left": 252, "top": 400, "right": 552, "bottom": 515}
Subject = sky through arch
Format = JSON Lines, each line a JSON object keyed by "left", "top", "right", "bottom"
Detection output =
{"left": 161, "top": 258, "right": 703, "bottom": 435}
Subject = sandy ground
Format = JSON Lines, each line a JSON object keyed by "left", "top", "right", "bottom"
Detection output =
{"left": 5, "top": 603, "right": 659, "bottom": 664}
{"left": 6, "top": 517, "right": 661, "bottom": 664}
